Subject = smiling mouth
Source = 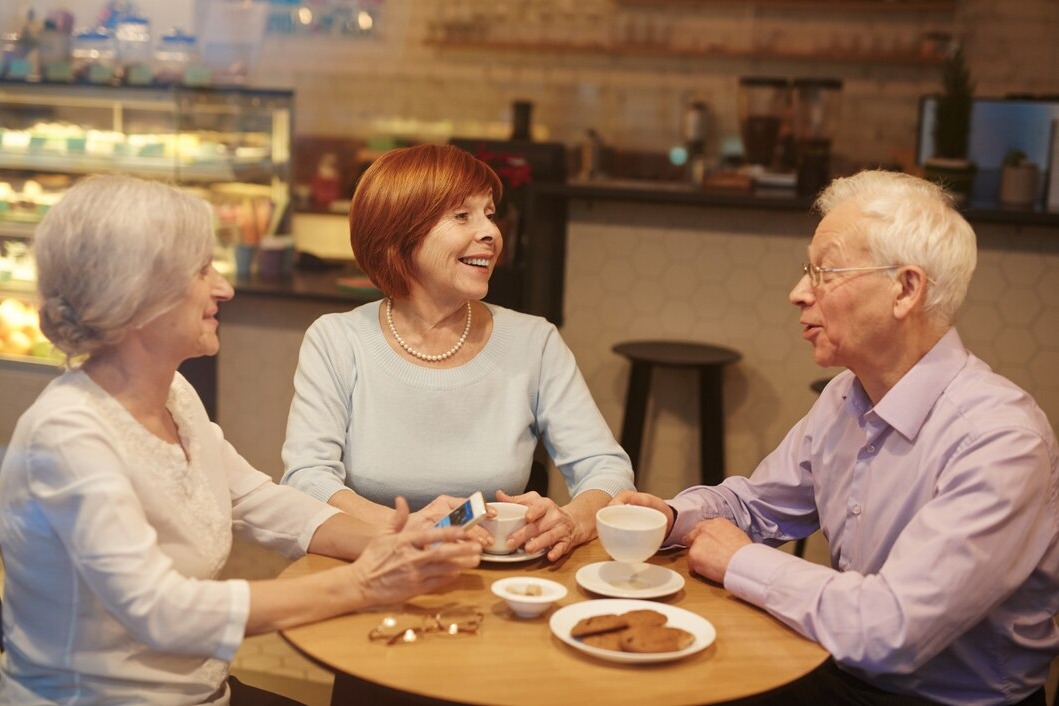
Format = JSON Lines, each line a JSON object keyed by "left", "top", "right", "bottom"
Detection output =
{"left": 459, "top": 257, "right": 490, "bottom": 268}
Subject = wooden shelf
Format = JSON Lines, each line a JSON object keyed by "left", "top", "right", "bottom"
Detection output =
{"left": 424, "top": 39, "right": 947, "bottom": 66}
{"left": 613, "top": 0, "right": 955, "bottom": 11}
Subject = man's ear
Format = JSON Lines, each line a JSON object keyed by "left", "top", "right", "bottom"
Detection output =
{"left": 893, "top": 266, "right": 928, "bottom": 320}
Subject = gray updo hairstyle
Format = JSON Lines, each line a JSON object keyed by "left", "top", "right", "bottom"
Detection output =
{"left": 34, "top": 175, "right": 215, "bottom": 358}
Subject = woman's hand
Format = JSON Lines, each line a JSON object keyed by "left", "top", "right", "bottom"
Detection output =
{"left": 349, "top": 497, "right": 482, "bottom": 607}
{"left": 498, "top": 490, "right": 594, "bottom": 562}
{"left": 409, "top": 494, "right": 493, "bottom": 547}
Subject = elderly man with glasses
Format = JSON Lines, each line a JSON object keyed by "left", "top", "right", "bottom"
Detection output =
{"left": 614, "top": 170, "right": 1059, "bottom": 706}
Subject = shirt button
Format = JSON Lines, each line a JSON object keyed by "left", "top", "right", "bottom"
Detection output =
{"left": 850, "top": 503, "right": 862, "bottom": 515}
{"left": 866, "top": 445, "right": 875, "bottom": 453}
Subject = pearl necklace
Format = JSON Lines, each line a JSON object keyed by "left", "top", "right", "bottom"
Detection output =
{"left": 386, "top": 298, "right": 472, "bottom": 362}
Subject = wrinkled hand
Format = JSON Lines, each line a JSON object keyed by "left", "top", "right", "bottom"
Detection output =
{"left": 350, "top": 497, "right": 482, "bottom": 606}
{"left": 499, "top": 490, "right": 590, "bottom": 561}
{"left": 408, "top": 494, "right": 493, "bottom": 547}
{"left": 684, "top": 518, "right": 751, "bottom": 584}
{"left": 609, "top": 490, "right": 675, "bottom": 537}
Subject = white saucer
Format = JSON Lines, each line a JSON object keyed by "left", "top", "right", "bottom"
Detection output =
{"left": 549, "top": 598, "right": 715, "bottom": 664}
{"left": 575, "top": 561, "right": 685, "bottom": 599}
{"left": 480, "top": 547, "right": 548, "bottom": 564}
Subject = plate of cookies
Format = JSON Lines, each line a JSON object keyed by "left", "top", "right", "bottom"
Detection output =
{"left": 548, "top": 599, "right": 716, "bottom": 664}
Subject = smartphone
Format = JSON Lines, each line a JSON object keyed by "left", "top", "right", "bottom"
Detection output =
{"left": 433, "top": 491, "right": 487, "bottom": 530}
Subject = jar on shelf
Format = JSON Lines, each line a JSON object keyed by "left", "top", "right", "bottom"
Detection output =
{"left": 115, "top": 15, "right": 152, "bottom": 83}
{"left": 71, "top": 28, "right": 118, "bottom": 83}
{"left": 153, "top": 29, "right": 197, "bottom": 85}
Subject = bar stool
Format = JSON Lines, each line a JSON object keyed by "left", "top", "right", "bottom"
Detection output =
{"left": 613, "top": 340, "right": 742, "bottom": 487}
{"left": 810, "top": 377, "right": 833, "bottom": 394}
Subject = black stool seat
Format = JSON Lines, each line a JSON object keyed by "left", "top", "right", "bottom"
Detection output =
{"left": 810, "top": 377, "right": 833, "bottom": 394}
{"left": 613, "top": 340, "right": 742, "bottom": 487}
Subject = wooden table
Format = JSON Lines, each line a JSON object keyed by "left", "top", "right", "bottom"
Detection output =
{"left": 280, "top": 541, "right": 827, "bottom": 706}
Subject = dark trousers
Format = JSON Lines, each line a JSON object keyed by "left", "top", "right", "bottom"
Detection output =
{"left": 229, "top": 675, "right": 307, "bottom": 706}
{"left": 738, "top": 659, "right": 1047, "bottom": 706}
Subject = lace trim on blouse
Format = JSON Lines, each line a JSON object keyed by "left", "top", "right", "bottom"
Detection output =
{"left": 73, "top": 371, "right": 232, "bottom": 577}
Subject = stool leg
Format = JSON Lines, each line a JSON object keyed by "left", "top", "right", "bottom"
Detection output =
{"left": 619, "top": 362, "right": 652, "bottom": 484}
{"left": 699, "top": 366, "right": 726, "bottom": 486}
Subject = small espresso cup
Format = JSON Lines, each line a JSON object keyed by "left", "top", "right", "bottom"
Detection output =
{"left": 481, "top": 502, "right": 528, "bottom": 555}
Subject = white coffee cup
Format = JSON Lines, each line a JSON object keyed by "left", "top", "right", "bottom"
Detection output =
{"left": 596, "top": 505, "right": 667, "bottom": 564}
{"left": 482, "top": 502, "right": 528, "bottom": 555}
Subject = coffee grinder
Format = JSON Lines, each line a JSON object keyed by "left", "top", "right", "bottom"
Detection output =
{"left": 792, "top": 78, "right": 842, "bottom": 196}
{"left": 737, "top": 77, "right": 789, "bottom": 168}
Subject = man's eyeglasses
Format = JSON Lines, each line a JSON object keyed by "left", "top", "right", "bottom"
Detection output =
{"left": 801, "top": 262, "right": 902, "bottom": 288}
{"left": 368, "top": 607, "right": 485, "bottom": 645}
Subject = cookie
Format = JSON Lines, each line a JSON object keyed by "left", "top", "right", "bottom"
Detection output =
{"left": 580, "top": 631, "right": 626, "bottom": 651}
{"left": 620, "top": 625, "right": 695, "bottom": 653}
{"left": 570, "top": 614, "right": 629, "bottom": 637}
{"left": 621, "top": 609, "right": 668, "bottom": 628}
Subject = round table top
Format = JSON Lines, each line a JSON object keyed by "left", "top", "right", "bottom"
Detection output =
{"left": 280, "top": 541, "right": 826, "bottom": 706}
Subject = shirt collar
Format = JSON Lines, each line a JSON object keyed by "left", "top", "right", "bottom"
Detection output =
{"left": 849, "top": 328, "right": 968, "bottom": 441}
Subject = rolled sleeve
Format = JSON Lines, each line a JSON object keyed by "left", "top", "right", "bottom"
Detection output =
{"left": 665, "top": 486, "right": 730, "bottom": 546}
{"left": 217, "top": 579, "right": 251, "bottom": 661}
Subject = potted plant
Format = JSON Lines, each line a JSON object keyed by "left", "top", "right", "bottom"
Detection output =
{"left": 923, "top": 45, "right": 976, "bottom": 203}
{"left": 998, "top": 148, "right": 1040, "bottom": 207}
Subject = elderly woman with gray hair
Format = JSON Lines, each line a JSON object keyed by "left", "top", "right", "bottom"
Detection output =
{"left": 0, "top": 175, "right": 481, "bottom": 705}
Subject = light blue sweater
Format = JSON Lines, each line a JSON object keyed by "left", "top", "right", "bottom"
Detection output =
{"left": 281, "top": 301, "right": 634, "bottom": 510}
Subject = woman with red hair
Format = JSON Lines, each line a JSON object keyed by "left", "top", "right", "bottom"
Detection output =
{"left": 282, "top": 144, "right": 634, "bottom": 561}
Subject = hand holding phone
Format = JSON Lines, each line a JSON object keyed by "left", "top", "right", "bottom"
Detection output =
{"left": 433, "top": 491, "right": 487, "bottom": 530}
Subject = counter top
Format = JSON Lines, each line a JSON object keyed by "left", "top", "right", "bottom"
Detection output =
{"left": 229, "top": 263, "right": 380, "bottom": 304}
{"left": 536, "top": 178, "right": 1059, "bottom": 228}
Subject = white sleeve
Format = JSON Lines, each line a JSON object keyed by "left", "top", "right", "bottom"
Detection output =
{"left": 216, "top": 422, "right": 341, "bottom": 555}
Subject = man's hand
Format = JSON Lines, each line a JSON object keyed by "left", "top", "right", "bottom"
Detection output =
{"left": 684, "top": 518, "right": 751, "bottom": 584}
{"left": 610, "top": 490, "right": 675, "bottom": 537}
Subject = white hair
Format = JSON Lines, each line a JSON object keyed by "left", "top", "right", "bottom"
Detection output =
{"left": 815, "top": 170, "right": 977, "bottom": 326}
{"left": 34, "top": 174, "right": 214, "bottom": 358}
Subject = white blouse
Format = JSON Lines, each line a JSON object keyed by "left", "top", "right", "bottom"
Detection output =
{"left": 0, "top": 370, "right": 339, "bottom": 704}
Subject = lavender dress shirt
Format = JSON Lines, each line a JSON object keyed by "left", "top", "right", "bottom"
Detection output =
{"left": 668, "top": 329, "right": 1059, "bottom": 706}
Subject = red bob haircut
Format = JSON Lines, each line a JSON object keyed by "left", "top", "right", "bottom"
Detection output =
{"left": 349, "top": 143, "right": 503, "bottom": 299}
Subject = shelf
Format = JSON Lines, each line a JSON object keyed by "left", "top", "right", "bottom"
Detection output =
{"left": 423, "top": 39, "right": 947, "bottom": 66}
{"left": 0, "top": 217, "right": 39, "bottom": 239}
{"left": 0, "top": 150, "right": 274, "bottom": 183}
{"left": 614, "top": 0, "right": 955, "bottom": 10}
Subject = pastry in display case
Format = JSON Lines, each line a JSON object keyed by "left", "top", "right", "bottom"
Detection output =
{"left": 0, "top": 81, "right": 293, "bottom": 365}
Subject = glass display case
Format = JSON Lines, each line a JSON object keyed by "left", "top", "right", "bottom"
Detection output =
{"left": 0, "top": 81, "right": 293, "bottom": 364}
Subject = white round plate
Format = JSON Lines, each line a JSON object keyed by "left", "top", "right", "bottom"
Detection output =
{"left": 575, "top": 561, "right": 685, "bottom": 599}
{"left": 479, "top": 547, "right": 548, "bottom": 564}
{"left": 549, "top": 598, "right": 716, "bottom": 664}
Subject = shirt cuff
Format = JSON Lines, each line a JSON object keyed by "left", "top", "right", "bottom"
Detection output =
{"left": 723, "top": 542, "right": 797, "bottom": 608}
{"left": 302, "top": 476, "right": 350, "bottom": 505}
{"left": 217, "top": 579, "right": 251, "bottom": 662}
{"left": 665, "top": 493, "right": 709, "bottom": 546}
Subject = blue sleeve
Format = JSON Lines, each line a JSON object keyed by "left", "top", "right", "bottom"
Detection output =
{"left": 534, "top": 324, "right": 636, "bottom": 498}
{"left": 281, "top": 316, "right": 357, "bottom": 503}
